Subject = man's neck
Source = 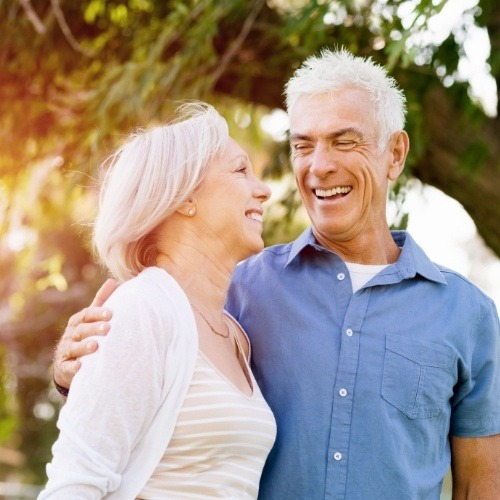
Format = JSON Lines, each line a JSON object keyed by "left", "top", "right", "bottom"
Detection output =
{"left": 313, "top": 229, "right": 401, "bottom": 265}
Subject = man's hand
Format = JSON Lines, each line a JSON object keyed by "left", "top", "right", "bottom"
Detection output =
{"left": 53, "top": 279, "right": 119, "bottom": 391}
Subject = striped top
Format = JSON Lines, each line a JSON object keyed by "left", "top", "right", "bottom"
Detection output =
{"left": 138, "top": 337, "right": 276, "bottom": 499}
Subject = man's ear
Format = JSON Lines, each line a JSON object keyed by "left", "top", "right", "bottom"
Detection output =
{"left": 388, "top": 130, "right": 410, "bottom": 181}
{"left": 176, "top": 198, "right": 197, "bottom": 217}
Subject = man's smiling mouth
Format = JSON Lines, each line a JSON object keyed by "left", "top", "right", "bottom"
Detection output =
{"left": 315, "top": 186, "right": 352, "bottom": 199}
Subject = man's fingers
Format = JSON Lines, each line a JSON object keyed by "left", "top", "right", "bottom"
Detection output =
{"left": 72, "top": 320, "right": 110, "bottom": 342}
{"left": 55, "top": 334, "right": 99, "bottom": 362}
{"left": 67, "top": 307, "right": 111, "bottom": 330}
{"left": 52, "top": 285, "right": 115, "bottom": 392}
{"left": 68, "top": 339, "right": 98, "bottom": 359}
{"left": 53, "top": 339, "right": 98, "bottom": 388}
{"left": 90, "top": 279, "right": 119, "bottom": 307}
{"left": 57, "top": 359, "right": 82, "bottom": 388}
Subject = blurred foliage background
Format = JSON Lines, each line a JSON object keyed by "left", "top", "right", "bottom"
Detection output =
{"left": 0, "top": 0, "right": 499, "bottom": 493}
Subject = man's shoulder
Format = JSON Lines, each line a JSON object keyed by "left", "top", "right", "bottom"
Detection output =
{"left": 433, "top": 263, "right": 497, "bottom": 310}
{"left": 398, "top": 231, "right": 496, "bottom": 308}
{"left": 227, "top": 242, "right": 297, "bottom": 316}
{"left": 236, "top": 242, "right": 294, "bottom": 273}
{"left": 243, "top": 241, "right": 294, "bottom": 263}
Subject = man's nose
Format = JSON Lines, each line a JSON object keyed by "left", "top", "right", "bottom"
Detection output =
{"left": 310, "top": 144, "right": 337, "bottom": 177}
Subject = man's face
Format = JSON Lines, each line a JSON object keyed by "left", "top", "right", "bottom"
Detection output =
{"left": 289, "top": 88, "right": 399, "bottom": 251}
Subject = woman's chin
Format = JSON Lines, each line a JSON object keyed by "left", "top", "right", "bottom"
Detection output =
{"left": 237, "top": 240, "right": 264, "bottom": 263}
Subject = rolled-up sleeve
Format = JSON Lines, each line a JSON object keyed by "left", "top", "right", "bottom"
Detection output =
{"left": 450, "top": 301, "right": 500, "bottom": 437}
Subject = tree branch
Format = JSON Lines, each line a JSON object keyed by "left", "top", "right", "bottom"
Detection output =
{"left": 50, "top": 0, "right": 93, "bottom": 57}
{"left": 209, "top": 0, "right": 266, "bottom": 87}
{"left": 19, "top": 0, "right": 46, "bottom": 35}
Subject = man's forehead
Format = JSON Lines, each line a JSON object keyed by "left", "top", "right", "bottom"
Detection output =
{"left": 290, "top": 91, "right": 375, "bottom": 133}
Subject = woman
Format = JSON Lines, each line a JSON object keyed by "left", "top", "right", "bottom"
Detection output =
{"left": 39, "top": 102, "right": 276, "bottom": 499}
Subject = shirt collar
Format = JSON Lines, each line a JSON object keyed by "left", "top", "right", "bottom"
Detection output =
{"left": 285, "top": 227, "right": 447, "bottom": 285}
{"left": 391, "top": 231, "right": 446, "bottom": 284}
{"left": 285, "top": 227, "right": 318, "bottom": 266}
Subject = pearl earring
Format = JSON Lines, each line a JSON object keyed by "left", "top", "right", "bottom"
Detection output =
{"left": 188, "top": 209, "right": 194, "bottom": 216}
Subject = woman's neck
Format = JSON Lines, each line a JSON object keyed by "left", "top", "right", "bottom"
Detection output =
{"left": 156, "top": 245, "right": 233, "bottom": 311}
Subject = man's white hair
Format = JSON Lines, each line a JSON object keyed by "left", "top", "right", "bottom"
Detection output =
{"left": 93, "top": 101, "right": 229, "bottom": 282}
{"left": 284, "top": 48, "right": 407, "bottom": 149}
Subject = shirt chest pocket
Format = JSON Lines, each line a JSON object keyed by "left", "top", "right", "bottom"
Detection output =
{"left": 381, "top": 335, "right": 457, "bottom": 419}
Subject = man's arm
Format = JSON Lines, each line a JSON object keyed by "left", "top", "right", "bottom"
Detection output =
{"left": 451, "top": 434, "right": 500, "bottom": 499}
{"left": 53, "top": 279, "right": 118, "bottom": 390}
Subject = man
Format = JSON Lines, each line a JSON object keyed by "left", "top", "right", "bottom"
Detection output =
{"left": 54, "top": 48, "right": 500, "bottom": 498}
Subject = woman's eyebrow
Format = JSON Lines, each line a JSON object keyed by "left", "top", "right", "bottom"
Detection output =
{"left": 230, "top": 154, "right": 250, "bottom": 166}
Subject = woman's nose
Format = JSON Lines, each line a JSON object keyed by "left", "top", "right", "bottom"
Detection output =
{"left": 255, "top": 177, "right": 271, "bottom": 201}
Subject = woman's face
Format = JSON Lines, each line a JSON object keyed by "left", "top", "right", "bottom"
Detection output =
{"left": 194, "top": 137, "right": 271, "bottom": 262}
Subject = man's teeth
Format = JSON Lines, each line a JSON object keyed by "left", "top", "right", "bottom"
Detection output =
{"left": 315, "top": 186, "right": 352, "bottom": 197}
{"left": 247, "top": 212, "right": 263, "bottom": 222}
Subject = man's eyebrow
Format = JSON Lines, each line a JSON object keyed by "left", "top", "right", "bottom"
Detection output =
{"left": 289, "top": 133, "right": 310, "bottom": 142}
{"left": 330, "top": 127, "right": 363, "bottom": 139}
{"left": 289, "top": 127, "right": 363, "bottom": 142}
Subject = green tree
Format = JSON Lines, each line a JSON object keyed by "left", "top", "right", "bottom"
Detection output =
{"left": 0, "top": 0, "right": 498, "bottom": 484}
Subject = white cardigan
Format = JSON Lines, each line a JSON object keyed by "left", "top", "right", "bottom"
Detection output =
{"left": 39, "top": 267, "right": 199, "bottom": 499}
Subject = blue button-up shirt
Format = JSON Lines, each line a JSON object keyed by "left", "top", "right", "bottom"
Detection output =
{"left": 226, "top": 229, "right": 500, "bottom": 499}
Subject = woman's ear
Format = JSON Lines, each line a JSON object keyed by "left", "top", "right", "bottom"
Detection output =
{"left": 387, "top": 131, "right": 410, "bottom": 181}
{"left": 176, "top": 198, "right": 197, "bottom": 217}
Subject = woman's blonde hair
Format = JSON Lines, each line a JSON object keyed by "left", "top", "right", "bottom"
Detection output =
{"left": 93, "top": 101, "right": 229, "bottom": 282}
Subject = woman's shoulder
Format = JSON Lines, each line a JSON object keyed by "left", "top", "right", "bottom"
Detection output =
{"left": 81, "top": 267, "right": 197, "bottom": 365}
{"left": 107, "top": 267, "right": 186, "bottom": 308}
{"left": 103, "top": 267, "right": 193, "bottom": 338}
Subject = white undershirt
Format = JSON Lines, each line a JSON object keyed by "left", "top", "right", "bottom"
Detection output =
{"left": 345, "top": 262, "right": 389, "bottom": 293}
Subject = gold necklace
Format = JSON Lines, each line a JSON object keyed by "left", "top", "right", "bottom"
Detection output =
{"left": 190, "top": 304, "right": 230, "bottom": 339}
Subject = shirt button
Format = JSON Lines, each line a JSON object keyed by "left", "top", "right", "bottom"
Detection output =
{"left": 339, "top": 388, "right": 347, "bottom": 397}
{"left": 337, "top": 273, "right": 345, "bottom": 281}
{"left": 346, "top": 328, "right": 353, "bottom": 337}
{"left": 333, "top": 452, "right": 342, "bottom": 461}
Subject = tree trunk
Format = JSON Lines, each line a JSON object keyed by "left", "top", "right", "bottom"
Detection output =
{"left": 415, "top": 86, "right": 500, "bottom": 256}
